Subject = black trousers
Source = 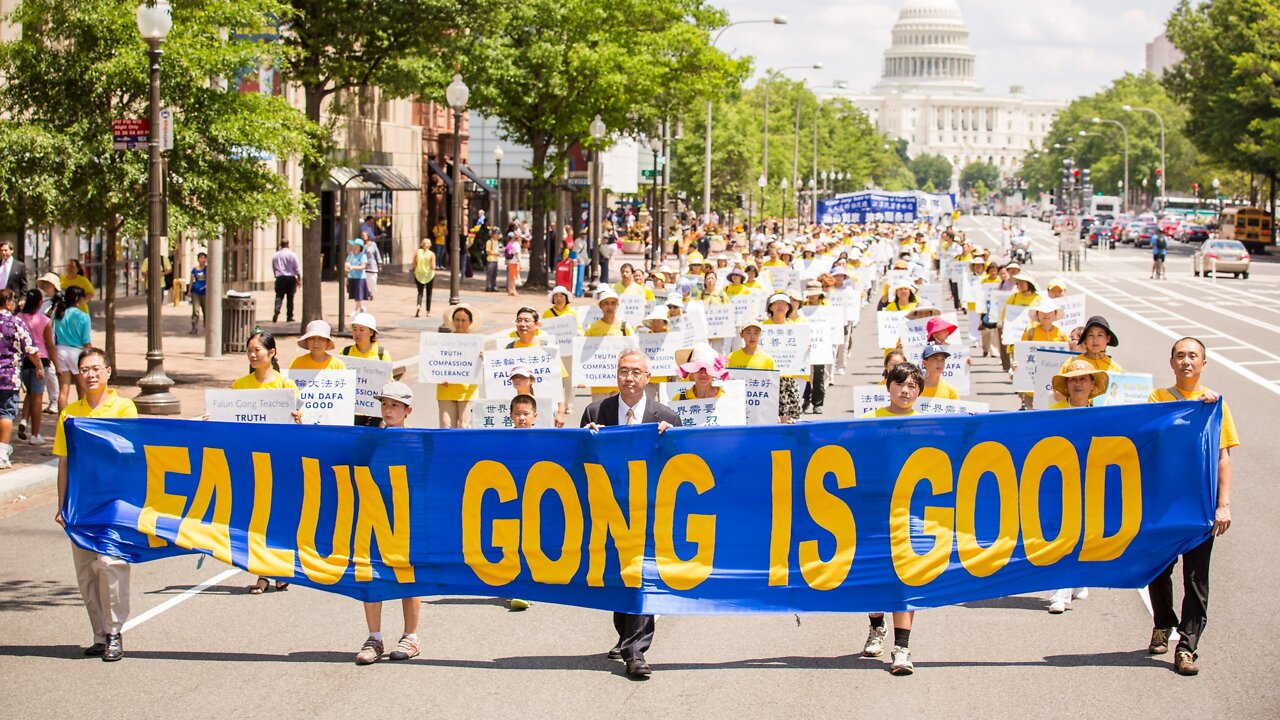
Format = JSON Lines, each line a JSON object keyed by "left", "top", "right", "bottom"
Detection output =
{"left": 613, "top": 612, "right": 654, "bottom": 661}
{"left": 415, "top": 278, "right": 434, "bottom": 313}
{"left": 273, "top": 275, "right": 297, "bottom": 320}
{"left": 1149, "top": 535, "right": 1214, "bottom": 655}
{"left": 802, "top": 365, "right": 826, "bottom": 410}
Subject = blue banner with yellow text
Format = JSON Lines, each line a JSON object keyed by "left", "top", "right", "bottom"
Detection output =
{"left": 63, "top": 401, "right": 1221, "bottom": 613}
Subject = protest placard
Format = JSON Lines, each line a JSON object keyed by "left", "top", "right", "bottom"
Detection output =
{"left": 917, "top": 283, "right": 943, "bottom": 308}
{"left": 852, "top": 385, "right": 890, "bottom": 417}
{"left": 205, "top": 388, "right": 296, "bottom": 424}
{"left": 1012, "top": 341, "right": 1071, "bottom": 392}
{"left": 917, "top": 398, "right": 990, "bottom": 415}
{"left": 1057, "top": 294, "right": 1087, "bottom": 332}
{"left": 800, "top": 305, "right": 838, "bottom": 365}
{"left": 877, "top": 310, "right": 908, "bottom": 348}
{"left": 668, "top": 380, "right": 747, "bottom": 427}
{"left": 284, "top": 369, "right": 356, "bottom": 425}
{"left": 766, "top": 265, "right": 794, "bottom": 293}
{"left": 618, "top": 294, "right": 647, "bottom": 326}
{"left": 1095, "top": 373, "right": 1155, "bottom": 407}
{"left": 901, "top": 342, "right": 971, "bottom": 395}
{"left": 730, "top": 292, "right": 765, "bottom": 329}
{"left": 1031, "top": 348, "right": 1078, "bottom": 409}
{"left": 472, "top": 398, "right": 555, "bottom": 429}
{"left": 902, "top": 311, "right": 960, "bottom": 347}
{"left": 418, "top": 333, "right": 484, "bottom": 384}
{"left": 482, "top": 346, "right": 564, "bottom": 403}
{"left": 538, "top": 314, "right": 579, "bottom": 353}
{"left": 758, "top": 323, "right": 811, "bottom": 375}
{"left": 733, "top": 369, "right": 779, "bottom": 426}
{"left": 1001, "top": 304, "right": 1033, "bottom": 345}
{"left": 702, "top": 303, "right": 737, "bottom": 338}
{"left": 637, "top": 331, "right": 683, "bottom": 377}
{"left": 572, "top": 335, "right": 640, "bottom": 386}
{"left": 340, "top": 355, "right": 395, "bottom": 416}
{"left": 681, "top": 301, "right": 710, "bottom": 343}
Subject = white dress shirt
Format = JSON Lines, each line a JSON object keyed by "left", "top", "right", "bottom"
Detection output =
{"left": 618, "top": 394, "right": 647, "bottom": 426}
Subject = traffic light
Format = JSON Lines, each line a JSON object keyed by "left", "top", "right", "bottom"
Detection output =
{"left": 735, "top": 193, "right": 745, "bottom": 209}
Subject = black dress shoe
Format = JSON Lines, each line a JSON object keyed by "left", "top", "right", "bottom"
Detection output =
{"left": 102, "top": 633, "right": 123, "bottom": 662}
{"left": 607, "top": 644, "right": 622, "bottom": 660}
{"left": 625, "top": 658, "right": 652, "bottom": 678}
{"left": 84, "top": 642, "right": 106, "bottom": 657}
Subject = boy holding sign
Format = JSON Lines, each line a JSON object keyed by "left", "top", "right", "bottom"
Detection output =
{"left": 354, "top": 381, "right": 423, "bottom": 665}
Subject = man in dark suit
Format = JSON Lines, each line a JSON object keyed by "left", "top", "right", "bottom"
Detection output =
{"left": 579, "top": 347, "right": 678, "bottom": 679}
{"left": 0, "top": 241, "right": 28, "bottom": 296}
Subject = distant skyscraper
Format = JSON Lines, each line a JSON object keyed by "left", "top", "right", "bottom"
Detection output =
{"left": 1146, "top": 32, "right": 1184, "bottom": 78}
{"left": 849, "top": 0, "right": 1064, "bottom": 191}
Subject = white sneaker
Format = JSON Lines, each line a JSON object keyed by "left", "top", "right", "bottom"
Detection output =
{"left": 1048, "top": 600, "right": 1066, "bottom": 614}
{"left": 890, "top": 646, "right": 914, "bottom": 675}
{"left": 1048, "top": 587, "right": 1072, "bottom": 614}
{"left": 862, "top": 624, "right": 887, "bottom": 657}
{"left": 836, "top": 368, "right": 846, "bottom": 376}
{"left": 0, "top": 443, "right": 12, "bottom": 469}
{"left": 1073, "top": 588, "right": 1089, "bottom": 601}
{"left": 27, "top": 435, "right": 45, "bottom": 446}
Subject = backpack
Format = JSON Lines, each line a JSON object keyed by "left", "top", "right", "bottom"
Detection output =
{"left": 1156, "top": 235, "right": 1168, "bottom": 250}
{"left": 504, "top": 242, "right": 516, "bottom": 260}
{"left": 342, "top": 345, "right": 386, "bottom": 360}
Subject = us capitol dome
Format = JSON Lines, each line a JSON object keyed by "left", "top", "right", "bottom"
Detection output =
{"left": 849, "top": 0, "right": 1065, "bottom": 191}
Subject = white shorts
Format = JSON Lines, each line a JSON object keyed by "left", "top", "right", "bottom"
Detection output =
{"left": 56, "top": 345, "right": 82, "bottom": 375}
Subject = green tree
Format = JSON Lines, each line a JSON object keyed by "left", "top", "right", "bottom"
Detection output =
{"left": 1165, "top": 0, "right": 1280, "bottom": 215}
{"left": 465, "top": 0, "right": 745, "bottom": 288}
{"left": 283, "top": 0, "right": 480, "bottom": 324}
{"left": 959, "top": 162, "right": 1000, "bottom": 193}
{"left": 909, "top": 153, "right": 952, "bottom": 190}
{"left": 0, "top": 0, "right": 313, "bottom": 362}
{"left": 972, "top": 179, "right": 990, "bottom": 204}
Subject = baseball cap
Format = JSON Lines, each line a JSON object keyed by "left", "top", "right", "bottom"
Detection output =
{"left": 921, "top": 344, "right": 951, "bottom": 361}
{"left": 374, "top": 381, "right": 414, "bottom": 406}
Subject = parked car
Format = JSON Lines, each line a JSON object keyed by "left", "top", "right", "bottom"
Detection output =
{"left": 1193, "top": 239, "right": 1251, "bottom": 278}
{"left": 1136, "top": 223, "right": 1162, "bottom": 248}
{"left": 1088, "top": 225, "right": 1115, "bottom": 249}
{"left": 1178, "top": 223, "right": 1210, "bottom": 243}
{"left": 1158, "top": 216, "right": 1181, "bottom": 236}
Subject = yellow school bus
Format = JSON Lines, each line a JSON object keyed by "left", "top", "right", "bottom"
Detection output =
{"left": 1218, "top": 207, "right": 1274, "bottom": 250}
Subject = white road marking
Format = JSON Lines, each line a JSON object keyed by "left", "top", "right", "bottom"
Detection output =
{"left": 121, "top": 568, "right": 242, "bottom": 634}
{"left": 1133, "top": 279, "right": 1280, "bottom": 335}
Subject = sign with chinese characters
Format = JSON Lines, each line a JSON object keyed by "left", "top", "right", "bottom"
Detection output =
{"left": 1013, "top": 341, "right": 1071, "bottom": 392}
{"left": 472, "top": 398, "right": 555, "bottom": 429}
{"left": 877, "top": 310, "right": 909, "bottom": 349}
{"left": 667, "top": 381, "right": 747, "bottom": 427}
{"left": 283, "top": 369, "right": 356, "bottom": 426}
{"left": 758, "top": 324, "right": 811, "bottom": 375}
{"left": 482, "top": 346, "right": 564, "bottom": 403}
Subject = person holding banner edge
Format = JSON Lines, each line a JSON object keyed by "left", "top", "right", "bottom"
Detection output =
{"left": 579, "top": 348, "right": 678, "bottom": 679}
{"left": 1146, "top": 337, "right": 1237, "bottom": 676}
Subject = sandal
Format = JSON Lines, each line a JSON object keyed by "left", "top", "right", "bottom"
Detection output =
{"left": 274, "top": 580, "right": 290, "bottom": 591}
{"left": 249, "top": 578, "right": 270, "bottom": 595}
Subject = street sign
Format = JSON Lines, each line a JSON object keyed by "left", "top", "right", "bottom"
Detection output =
{"left": 641, "top": 169, "right": 657, "bottom": 179}
{"left": 159, "top": 109, "right": 174, "bottom": 152}
{"left": 112, "top": 118, "right": 149, "bottom": 151}
{"left": 482, "top": 178, "right": 498, "bottom": 188}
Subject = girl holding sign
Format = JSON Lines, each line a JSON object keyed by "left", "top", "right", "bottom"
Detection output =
{"left": 342, "top": 313, "right": 392, "bottom": 427}
{"left": 672, "top": 344, "right": 727, "bottom": 400}
{"left": 860, "top": 361, "right": 925, "bottom": 675}
{"left": 438, "top": 305, "right": 480, "bottom": 428}
{"left": 763, "top": 293, "right": 803, "bottom": 423}
{"left": 234, "top": 331, "right": 300, "bottom": 594}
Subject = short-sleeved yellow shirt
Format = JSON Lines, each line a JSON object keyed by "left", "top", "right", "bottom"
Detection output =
{"left": 861, "top": 407, "right": 916, "bottom": 419}
{"left": 53, "top": 389, "right": 138, "bottom": 457}
{"left": 1149, "top": 386, "right": 1239, "bottom": 450}
{"left": 341, "top": 342, "right": 391, "bottom": 362}
{"left": 1064, "top": 354, "right": 1123, "bottom": 373}
{"left": 288, "top": 353, "right": 347, "bottom": 371}
{"left": 727, "top": 349, "right": 775, "bottom": 370}
{"left": 231, "top": 372, "right": 297, "bottom": 391}
{"left": 921, "top": 380, "right": 959, "bottom": 400}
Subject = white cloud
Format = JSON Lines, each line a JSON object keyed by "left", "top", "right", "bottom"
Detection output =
{"left": 717, "top": 0, "right": 1177, "bottom": 101}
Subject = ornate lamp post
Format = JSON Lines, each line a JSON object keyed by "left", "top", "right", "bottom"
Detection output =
{"left": 134, "top": 0, "right": 179, "bottom": 414}
{"left": 780, "top": 177, "right": 789, "bottom": 233}
{"left": 440, "top": 72, "right": 469, "bottom": 331}
{"left": 587, "top": 114, "right": 606, "bottom": 290}
{"left": 648, "top": 135, "right": 663, "bottom": 267}
{"left": 492, "top": 145, "right": 504, "bottom": 228}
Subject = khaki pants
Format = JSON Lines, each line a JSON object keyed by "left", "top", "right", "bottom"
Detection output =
{"left": 979, "top": 327, "right": 1001, "bottom": 357}
{"left": 72, "top": 544, "right": 130, "bottom": 641}
{"left": 437, "top": 400, "right": 472, "bottom": 429}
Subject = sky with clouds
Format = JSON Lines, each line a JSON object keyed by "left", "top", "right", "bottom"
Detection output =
{"left": 714, "top": 0, "right": 1179, "bottom": 101}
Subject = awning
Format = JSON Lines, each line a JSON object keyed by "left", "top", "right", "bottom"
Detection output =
{"left": 459, "top": 163, "right": 490, "bottom": 194}
{"left": 325, "top": 164, "right": 420, "bottom": 192}
{"left": 427, "top": 160, "right": 453, "bottom": 189}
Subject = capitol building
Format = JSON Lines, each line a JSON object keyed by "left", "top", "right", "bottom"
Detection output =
{"left": 850, "top": 0, "right": 1064, "bottom": 191}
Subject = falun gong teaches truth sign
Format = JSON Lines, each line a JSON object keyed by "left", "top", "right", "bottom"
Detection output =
{"left": 60, "top": 401, "right": 1222, "bottom": 613}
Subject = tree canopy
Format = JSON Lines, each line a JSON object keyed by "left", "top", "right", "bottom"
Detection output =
{"left": 908, "top": 153, "right": 953, "bottom": 191}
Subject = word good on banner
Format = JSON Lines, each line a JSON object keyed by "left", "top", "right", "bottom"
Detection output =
{"left": 572, "top": 336, "right": 640, "bottom": 386}
{"left": 418, "top": 333, "right": 484, "bottom": 384}
{"left": 474, "top": 398, "right": 555, "bottom": 429}
{"left": 63, "top": 401, "right": 1222, "bottom": 612}
{"left": 341, "top": 356, "right": 394, "bottom": 416}
{"left": 758, "top": 324, "right": 812, "bottom": 375}
{"left": 483, "top": 347, "right": 564, "bottom": 403}
{"left": 284, "top": 369, "right": 356, "bottom": 425}
{"left": 205, "top": 389, "right": 296, "bottom": 424}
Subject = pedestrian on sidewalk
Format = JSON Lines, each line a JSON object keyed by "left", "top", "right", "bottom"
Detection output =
{"left": 484, "top": 226, "right": 503, "bottom": 292}
{"left": 271, "top": 239, "right": 301, "bottom": 323}
{"left": 505, "top": 232, "right": 521, "bottom": 296}
{"left": 363, "top": 231, "right": 382, "bottom": 300}
{"left": 188, "top": 252, "right": 208, "bottom": 335}
{"left": 354, "top": 380, "right": 423, "bottom": 665}
{"left": 53, "top": 346, "right": 137, "bottom": 661}
{"left": 345, "top": 239, "right": 370, "bottom": 315}
{"left": 432, "top": 219, "right": 448, "bottom": 269}
{"left": 413, "top": 238, "right": 436, "bottom": 317}
{"left": 17, "top": 289, "right": 56, "bottom": 446}
{"left": 52, "top": 285, "right": 91, "bottom": 411}
{"left": 0, "top": 289, "right": 42, "bottom": 467}
{"left": 1146, "top": 337, "right": 1237, "bottom": 676}
{"left": 59, "top": 260, "right": 95, "bottom": 311}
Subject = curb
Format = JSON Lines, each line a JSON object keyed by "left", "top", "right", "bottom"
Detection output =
{"left": 0, "top": 459, "right": 58, "bottom": 505}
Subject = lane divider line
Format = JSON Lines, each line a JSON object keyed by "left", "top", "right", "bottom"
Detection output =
{"left": 121, "top": 568, "right": 241, "bottom": 634}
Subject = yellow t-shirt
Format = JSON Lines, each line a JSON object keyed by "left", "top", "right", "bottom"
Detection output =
{"left": 614, "top": 282, "right": 655, "bottom": 301}
{"left": 1149, "top": 387, "right": 1239, "bottom": 450}
{"left": 744, "top": 280, "right": 766, "bottom": 293}
{"left": 1065, "top": 354, "right": 1123, "bottom": 373}
{"left": 861, "top": 407, "right": 916, "bottom": 419}
{"left": 584, "top": 318, "right": 631, "bottom": 337}
{"left": 1022, "top": 325, "right": 1069, "bottom": 343}
{"left": 53, "top": 389, "right": 138, "bottom": 457}
{"left": 727, "top": 349, "right": 776, "bottom": 370}
{"left": 921, "top": 380, "right": 959, "bottom": 399}
{"left": 542, "top": 306, "right": 581, "bottom": 333}
{"left": 231, "top": 371, "right": 297, "bottom": 390}
{"left": 60, "top": 274, "right": 95, "bottom": 311}
{"left": 341, "top": 342, "right": 392, "bottom": 362}
{"left": 673, "top": 387, "right": 725, "bottom": 401}
{"left": 288, "top": 353, "right": 347, "bottom": 371}
{"left": 884, "top": 300, "right": 917, "bottom": 312}
{"left": 723, "top": 283, "right": 751, "bottom": 297}
{"left": 698, "top": 288, "right": 728, "bottom": 305}
{"left": 1048, "top": 400, "right": 1091, "bottom": 410}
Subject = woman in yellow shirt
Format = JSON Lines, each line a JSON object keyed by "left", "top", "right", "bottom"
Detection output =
{"left": 413, "top": 238, "right": 436, "bottom": 318}
{"left": 232, "top": 330, "right": 300, "bottom": 594}
{"left": 919, "top": 345, "right": 959, "bottom": 399}
{"left": 60, "top": 260, "right": 95, "bottom": 312}
{"left": 437, "top": 305, "right": 479, "bottom": 428}
{"left": 672, "top": 343, "right": 727, "bottom": 401}
{"left": 763, "top": 292, "right": 803, "bottom": 422}
{"left": 1021, "top": 299, "right": 1068, "bottom": 343}
{"left": 698, "top": 271, "right": 727, "bottom": 304}
{"left": 883, "top": 284, "right": 917, "bottom": 312}
{"left": 743, "top": 265, "right": 767, "bottom": 293}
{"left": 543, "top": 285, "right": 581, "bottom": 327}
{"left": 1068, "top": 315, "right": 1124, "bottom": 373}
{"left": 858, "top": 360, "right": 924, "bottom": 675}
{"left": 722, "top": 267, "right": 750, "bottom": 297}
{"left": 289, "top": 320, "right": 347, "bottom": 371}
{"left": 341, "top": 312, "right": 392, "bottom": 427}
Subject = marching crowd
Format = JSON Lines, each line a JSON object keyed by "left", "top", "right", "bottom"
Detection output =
{"left": 46, "top": 218, "right": 1236, "bottom": 680}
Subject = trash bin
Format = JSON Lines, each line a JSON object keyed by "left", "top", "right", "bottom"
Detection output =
{"left": 222, "top": 292, "right": 256, "bottom": 354}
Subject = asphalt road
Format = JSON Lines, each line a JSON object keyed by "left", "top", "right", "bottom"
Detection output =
{"left": 2, "top": 215, "right": 1276, "bottom": 719}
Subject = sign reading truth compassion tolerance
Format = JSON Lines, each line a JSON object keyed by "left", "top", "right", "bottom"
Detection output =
{"left": 61, "top": 401, "right": 1222, "bottom": 613}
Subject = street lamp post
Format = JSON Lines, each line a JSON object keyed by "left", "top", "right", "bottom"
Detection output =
{"left": 336, "top": 169, "right": 368, "bottom": 334}
{"left": 1212, "top": 177, "right": 1221, "bottom": 213}
{"left": 757, "top": 173, "right": 766, "bottom": 233}
{"left": 1124, "top": 105, "right": 1166, "bottom": 201}
{"left": 440, "top": 72, "right": 469, "bottom": 331}
{"left": 1093, "top": 117, "right": 1129, "bottom": 214}
{"left": 134, "top": 0, "right": 179, "bottom": 415}
{"left": 762, "top": 63, "right": 822, "bottom": 187}
{"left": 780, "top": 177, "right": 789, "bottom": 230}
{"left": 649, "top": 136, "right": 662, "bottom": 267}
{"left": 807, "top": 178, "right": 817, "bottom": 225}
{"left": 705, "top": 16, "right": 788, "bottom": 227}
{"left": 587, "top": 114, "right": 606, "bottom": 290}
{"left": 493, "top": 145, "right": 504, "bottom": 229}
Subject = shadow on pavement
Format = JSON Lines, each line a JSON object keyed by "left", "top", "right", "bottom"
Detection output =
{"left": 0, "top": 579, "right": 84, "bottom": 612}
{"left": 960, "top": 595, "right": 1050, "bottom": 612}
